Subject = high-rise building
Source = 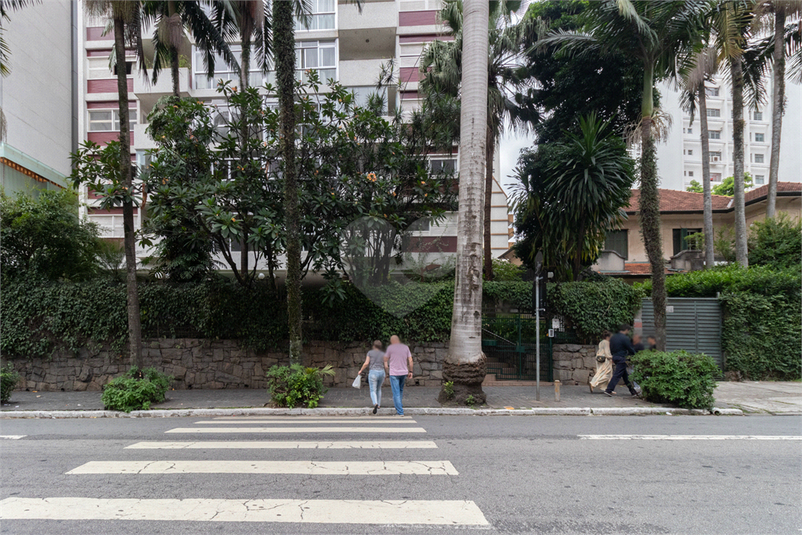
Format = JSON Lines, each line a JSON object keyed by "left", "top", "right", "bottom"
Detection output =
{"left": 1, "top": 0, "right": 77, "bottom": 195}
{"left": 655, "top": 75, "right": 802, "bottom": 192}
{"left": 76, "top": 0, "right": 512, "bottom": 268}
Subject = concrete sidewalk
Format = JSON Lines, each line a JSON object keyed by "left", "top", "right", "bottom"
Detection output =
{"left": 2, "top": 380, "right": 794, "bottom": 416}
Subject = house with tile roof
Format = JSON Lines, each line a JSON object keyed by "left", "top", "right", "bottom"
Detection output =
{"left": 595, "top": 182, "right": 801, "bottom": 279}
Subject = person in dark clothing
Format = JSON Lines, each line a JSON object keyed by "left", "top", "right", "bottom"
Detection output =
{"left": 605, "top": 324, "right": 638, "bottom": 397}
{"left": 647, "top": 336, "right": 657, "bottom": 350}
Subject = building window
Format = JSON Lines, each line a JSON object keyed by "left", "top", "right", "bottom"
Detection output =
{"left": 711, "top": 172, "right": 722, "bottom": 182}
{"left": 709, "top": 130, "right": 721, "bottom": 139}
{"left": 688, "top": 171, "right": 694, "bottom": 177}
{"left": 687, "top": 149, "right": 693, "bottom": 155}
{"left": 755, "top": 174, "right": 765, "bottom": 185}
{"left": 88, "top": 108, "right": 137, "bottom": 131}
{"left": 430, "top": 158, "right": 456, "bottom": 174}
{"left": 605, "top": 230, "right": 628, "bottom": 260}
{"left": 295, "top": 40, "right": 336, "bottom": 83}
{"left": 295, "top": 0, "right": 335, "bottom": 31}
{"left": 709, "top": 151, "right": 722, "bottom": 161}
{"left": 706, "top": 108, "right": 721, "bottom": 117}
{"left": 753, "top": 111, "right": 763, "bottom": 121}
{"left": 193, "top": 46, "right": 266, "bottom": 90}
{"left": 754, "top": 132, "right": 765, "bottom": 142}
{"left": 705, "top": 87, "right": 720, "bottom": 97}
{"left": 754, "top": 153, "right": 764, "bottom": 163}
{"left": 684, "top": 127, "right": 693, "bottom": 134}
{"left": 673, "top": 228, "right": 702, "bottom": 255}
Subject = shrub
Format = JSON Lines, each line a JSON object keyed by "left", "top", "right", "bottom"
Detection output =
{"left": 748, "top": 214, "right": 802, "bottom": 270}
{"left": 266, "top": 364, "right": 335, "bottom": 409}
{"left": 1, "top": 363, "right": 20, "bottom": 404}
{"left": 547, "top": 277, "right": 642, "bottom": 340}
{"left": 101, "top": 367, "right": 173, "bottom": 412}
{"left": 631, "top": 350, "right": 718, "bottom": 410}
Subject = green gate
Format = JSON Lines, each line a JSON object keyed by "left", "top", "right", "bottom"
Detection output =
{"left": 481, "top": 315, "right": 553, "bottom": 381}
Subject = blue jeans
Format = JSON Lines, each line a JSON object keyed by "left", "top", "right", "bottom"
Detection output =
{"left": 389, "top": 375, "right": 407, "bottom": 415}
{"left": 368, "top": 370, "right": 385, "bottom": 407}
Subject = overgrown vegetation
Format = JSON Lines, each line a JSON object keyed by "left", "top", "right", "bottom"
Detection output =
{"left": 1, "top": 363, "right": 20, "bottom": 403}
{"left": 631, "top": 350, "right": 718, "bottom": 410}
{"left": 266, "top": 364, "right": 334, "bottom": 409}
{"left": 101, "top": 367, "right": 173, "bottom": 412}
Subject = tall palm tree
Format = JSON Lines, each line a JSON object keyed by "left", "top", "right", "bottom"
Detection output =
{"left": 539, "top": 0, "right": 709, "bottom": 350}
{"left": 680, "top": 46, "right": 718, "bottom": 269}
{"left": 766, "top": 1, "right": 802, "bottom": 217}
{"left": 440, "top": 0, "right": 489, "bottom": 405}
{"left": 711, "top": 0, "right": 757, "bottom": 267}
{"left": 420, "top": 0, "right": 531, "bottom": 281}
{"left": 84, "top": 0, "right": 147, "bottom": 369}
{"left": 143, "top": 0, "right": 238, "bottom": 98}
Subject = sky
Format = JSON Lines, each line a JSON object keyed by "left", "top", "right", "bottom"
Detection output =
{"left": 499, "top": 130, "right": 536, "bottom": 197}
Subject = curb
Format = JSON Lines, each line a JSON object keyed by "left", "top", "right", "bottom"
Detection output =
{"left": 0, "top": 406, "right": 743, "bottom": 419}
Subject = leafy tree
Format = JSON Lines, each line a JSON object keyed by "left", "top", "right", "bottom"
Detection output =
{"left": 0, "top": 189, "right": 100, "bottom": 281}
{"left": 539, "top": 0, "right": 710, "bottom": 349}
{"left": 686, "top": 173, "right": 754, "bottom": 196}
{"left": 748, "top": 213, "right": 802, "bottom": 269}
{"left": 511, "top": 114, "right": 635, "bottom": 281}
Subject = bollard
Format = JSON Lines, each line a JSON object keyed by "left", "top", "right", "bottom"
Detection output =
{"left": 554, "top": 380, "right": 561, "bottom": 402}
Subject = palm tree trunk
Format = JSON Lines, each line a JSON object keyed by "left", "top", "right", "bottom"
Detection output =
{"left": 483, "top": 126, "right": 494, "bottom": 281}
{"left": 767, "top": 5, "right": 786, "bottom": 218}
{"left": 114, "top": 14, "right": 143, "bottom": 370}
{"left": 639, "top": 63, "right": 667, "bottom": 351}
{"left": 238, "top": 33, "right": 251, "bottom": 280}
{"left": 698, "top": 86, "right": 715, "bottom": 269}
{"left": 440, "top": 0, "right": 488, "bottom": 406}
{"left": 274, "top": 0, "right": 302, "bottom": 365}
{"left": 573, "top": 218, "right": 585, "bottom": 281}
{"left": 170, "top": 47, "right": 180, "bottom": 97}
{"left": 731, "top": 56, "right": 748, "bottom": 267}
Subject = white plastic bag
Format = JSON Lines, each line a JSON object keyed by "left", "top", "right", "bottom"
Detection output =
{"left": 351, "top": 374, "right": 361, "bottom": 389}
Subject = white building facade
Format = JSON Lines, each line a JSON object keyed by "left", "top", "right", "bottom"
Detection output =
{"left": 76, "top": 0, "right": 512, "bottom": 269}
{"left": 655, "top": 74, "right": 802, "bottom": 192}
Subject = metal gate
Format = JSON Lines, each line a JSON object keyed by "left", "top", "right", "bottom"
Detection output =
{"left": 640, "top": 297, "right": 723, "bottom": 369}
{"left": 481, "top": 315, "right": 553, "bottom": 381}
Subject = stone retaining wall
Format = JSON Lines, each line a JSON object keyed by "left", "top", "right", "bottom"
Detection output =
{"left": 9, "top": 339, "right": 449, "bottom": 392}
{"left": 552, "top": 343, "right": 598, "bottom": 385}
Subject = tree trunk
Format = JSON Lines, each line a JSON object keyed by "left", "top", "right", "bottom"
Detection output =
{"left": 731, "top": 56, "right": 748, "bottom": 267}
{"left": 114, "top": 14, "right": 143, "bottom": 370}
{"left": 767, "top": 6, "right": 786, "bottom": 218}
{"left": 274, "top": 0, "right": 302, "bottom": 365}
{"left": 638, "top": 63, "right": 666, "bottom": 351}
{"left": 170, "top": 47, "right": 180, "bottom": 97}
{"left": 698, "top": 86, "right": 715, "bottom": 269}
{"left": 440, "top": 0, "right": 489, "bottom": 406}
{"left": 239, "top": 32, "right": 251, "bottom": 280}
{"left": 483, "top": 126, "right": 494, "bottom": 281}
{"left": 573, "top": 218, "right": 585, "bottom": 281}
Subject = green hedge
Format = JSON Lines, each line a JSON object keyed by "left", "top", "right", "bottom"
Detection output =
{"left": 631, "top": 350, "right": 718, "bottom": 410}
{"left": 637, "top": 266, "right": 801, "bottom": 380}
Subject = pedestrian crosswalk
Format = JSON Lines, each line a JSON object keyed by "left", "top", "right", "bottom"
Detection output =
{"left": 0, "top": 416, "right": 489, "bottom": 528}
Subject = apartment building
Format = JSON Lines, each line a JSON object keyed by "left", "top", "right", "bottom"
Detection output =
{"left": 77, "top": 0, "right": 512, "bottom": 269}
{"left": 655, "top": 74, "right": 802, "bottom": 192}
{"left": 1, "top": 0, "right": 76, "bottom": 195}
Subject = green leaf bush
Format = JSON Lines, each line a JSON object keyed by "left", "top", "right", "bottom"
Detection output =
{"left": 266, "top": 364, "right": 335, "bottom": 409}
{"left": 101, "top": 367, "right": 174, "bottom": 413}
{"left": 631, "top": 350, "right": 718, "bottom": 410}
{"left": 1, "top": 363, "right": 21, "bottom": 404}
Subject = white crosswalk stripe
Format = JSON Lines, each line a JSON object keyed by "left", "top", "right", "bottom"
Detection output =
{"left": 3, "top": 416, "right": 489, "bottom": 527}
{"left": 579, "top": 435, "right": 802, "bottom": 440}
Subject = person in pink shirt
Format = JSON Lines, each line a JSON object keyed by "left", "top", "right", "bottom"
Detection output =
{"left": 383, "top": 335, "right": 413, "bottom": 415}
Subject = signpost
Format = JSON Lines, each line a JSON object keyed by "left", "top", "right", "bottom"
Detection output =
{"left": 534, "top": 251, "right": 543, "bottom": 401}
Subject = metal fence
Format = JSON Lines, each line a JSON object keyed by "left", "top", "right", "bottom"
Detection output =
{"left": 482, "top": 315, "right": 553, "bottom": 381}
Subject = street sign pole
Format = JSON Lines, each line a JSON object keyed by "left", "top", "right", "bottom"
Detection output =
{"left": 534, "top": 251, "right": 543, "bottom": 402}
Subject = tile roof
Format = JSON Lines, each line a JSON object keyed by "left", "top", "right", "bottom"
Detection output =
{"left": 627, "top": 182, "right": 800, "bottom": 213}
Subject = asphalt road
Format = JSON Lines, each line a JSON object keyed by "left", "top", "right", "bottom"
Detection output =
{"left": 0, "top": 415, "right": 799, "bottom": 534}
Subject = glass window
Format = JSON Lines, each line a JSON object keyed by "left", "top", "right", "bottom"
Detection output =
{"left": 705, "top": 87, "right": 720, "bottom": 97}
{"left": 706, "top": 108, "right": 721, "bottom": 117}
{"left": 688, "top": 171, "right": 694, "bottom": 177}
{"left": 296, "top": 0, "right": 335, "bottom": 31}
{"left": 753, "top": 111, "right": 763, "bottom": 121}
{"left": 687, "top": 149, "right": 693, "bottom": 155}
{"left": 430, "top": 158, "right": 456, "bottom": 174}
{"left": 754, "top": 132, "right": 765, "bottom": 142}
{"left": 295, "top": 41, "right": 336, "bottom": 83}
{"left": 88, "top": 108, "right": 136, "bottom": 131}
{"left": 685, "top": 127, "right": 693, "bottom": 134}
{"left": 709, "top": 151, "right": 722, "bottom": 160}
{"left": 755, "top": 174, "right": 765, "bottom": 185}
{"left": 673, "top": 228, "right": 702, "bottom": 255}
{"left": 709, "top": 130, "right": 721, "bottom": 139}
{"left": 754, "top": 153, "right": 764, "bottom": 163}
{"left": 711, "top": 172, "right": 722, "bottom": 182}
{"left": 605, "top": 230, "right": 628, "bottom": 260}
{"left": 193, "top": 46, "right": 264, "bottom": 90}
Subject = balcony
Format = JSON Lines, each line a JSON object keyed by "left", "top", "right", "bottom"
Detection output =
{"left": 133, "top": 68, "right": 191, "bottom": 114}
{"left": 339, "top": 1, "right": 397, "bottom": 60}
{"left": 339, "top": 59, "right": 387, "bottom": 87}
{"left": 133, "top": 123, "right": 157, "bottom": 150}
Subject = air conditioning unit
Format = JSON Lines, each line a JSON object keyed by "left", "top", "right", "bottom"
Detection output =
{"left": 712, "top": 157, "right": 720, "bottom": 162}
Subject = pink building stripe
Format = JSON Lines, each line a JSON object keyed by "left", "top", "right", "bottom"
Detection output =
{"left": 86, "top": 27, "right": 113, "bottom": 41}
{"left": 399, "top": 10, "right": 438, "bottom": 27}
{"left": 88, "top": 79, "right": 133, "bottom": 93}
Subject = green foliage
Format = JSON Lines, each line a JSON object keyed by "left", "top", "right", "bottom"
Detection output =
{"left": 637, "top": 266, "right": 801, "bottom": 380}
{"left": 488, "top": 258, "right": 525, "bottom": 282}
{"left": 1, "top": 363, "right": 20, "bottom": 404}
{"left": 748, "top": 214, "right": 802, "bottom": 270}
{"left": 442, "top": 381, "right": 455, "bottom": 399}
{"left": 0, "top": 189, "right": 101, "bottom": 281}
{"left": 631, "top": 350, "right": 718, "bottom": 410}
{"left": 685, "top": 175, "right": 755, "bottom": 196}
{"left": 465, "top": 394, "right": 476, "bottom": 407}
{"left": 686, "top": 179, "right": 703, "bottom": 193}
{"left": 266, "top": 364, "right": 334, "bottom": 409}
{"left": 547, "top": 278, "right": 643, "bottom": 341}
{"left": 101, "top": 367, "right": 173, "bottom": 412}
